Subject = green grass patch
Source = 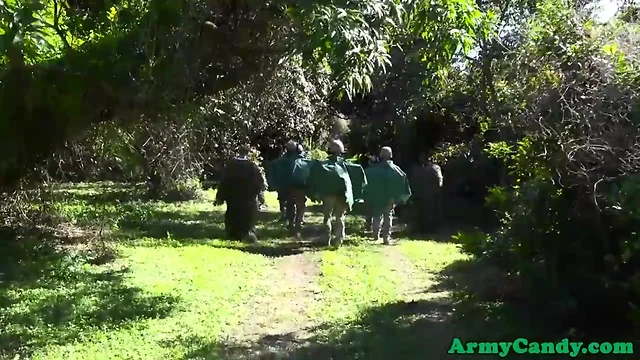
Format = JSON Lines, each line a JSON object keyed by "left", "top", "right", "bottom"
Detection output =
{"left": 2, "top": 182, "right": 547, "bottom": 360}
{"left": 1, "top": 241, "right": 274, "bottom": 359}
{"left": 398, "top": 240, "right": 469, "bottom": 273}
{"left": 1, "top": 183, "right": 285, "bottom": 359}
{"left": 314, "top": 246, "right": 404, "bottom": 324}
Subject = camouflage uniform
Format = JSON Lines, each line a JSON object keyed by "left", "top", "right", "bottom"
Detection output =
{"left": 266, "top": 153, "right": 288, "bottom": 221}
{"left": 364, "top": 147, "right": 411, "bottom": 244}
{"left": 409, "top": 158, "right": 443, "bottom": 234}
{"left": 364, "top": 155, "right": 379, "bottom": 230}
{"left": 257, "top": 163, "right": 268, "bottom": 211}
{"left": 321, "top": 140, "right": 349, "bottom": 246}
{"left": 284, "top": 143, "right": 308, "bottom": 236}
{"left": 277, "top": 193, "right": 288, "bottom": 222}
{"left": 322, "top": 195, "right": 348, "bottom": 246}
{"left": 216, "top": 146, "right": 266, "bottom": 242}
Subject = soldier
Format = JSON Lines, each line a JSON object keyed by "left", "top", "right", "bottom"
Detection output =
{"left": 282, "top": 141, "right": 310, "bottom": 237}
{"left": 307, "top": 139, "right": 367, "bottom": 247}
{"left": 320, "top": 140, "right": 349, "bottom": 247}
{"left": 215, "top": 144, "right": 266, "bottom": 242}
{"left": 294, "top": 143, "right": 308, "bottom": 227}
{"left": 409, "top": 152, "right": 444, "bottom": 234}
{"left": 265, "top": 142, "right": 295, "bottom": 222}
{"left": 363, "top": 147, "right": 411, "bottom": 244}
{"left": 365, "top": 154, "right": 380, "bottom": 230}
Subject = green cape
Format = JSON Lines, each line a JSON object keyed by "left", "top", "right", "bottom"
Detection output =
{"left": 344, "top": 161, "right": 367, "bottom": 201}
{"left": 265, "top": 152, "right": 312, "bottom": 191}
{"left": 306, "top": 156, "right": 367, "bottom": 210}
{"left": 363, "top": 160, "right": 412, "bottom": 213}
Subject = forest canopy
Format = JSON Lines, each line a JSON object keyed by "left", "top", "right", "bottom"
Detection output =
{"left": 0, "top": 0, "right": 488, "bottom": 191}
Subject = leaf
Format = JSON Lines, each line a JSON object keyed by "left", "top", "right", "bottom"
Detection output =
{"left": 603, "top": 42, "right": 618, "bottom": 56}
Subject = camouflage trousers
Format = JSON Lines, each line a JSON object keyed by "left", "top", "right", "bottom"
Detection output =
{"left": 284, "top": 187, "right": 306, "bottom": 235}
{"left": 371, "top": 202, "right": 395, "bottom": 244}
{"left": 225, "top": 198, "right": 258, "bottom": 242}
{"left": 413, "top": 192, "right": 442, "bottom": 233}
{"left": 277, "top": 192, "right": 287, "bottom": 221}
{"left": 322, "top": 195, "right": 348, "bottom": 246}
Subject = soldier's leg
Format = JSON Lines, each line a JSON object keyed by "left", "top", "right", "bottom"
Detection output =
{"left": 433, "top": 191, "right": 443, "bottom": 231}
{"left": 333, "top": 199, "right": 348, "bottom": 247}
{"left": 381, "top": 203, "right": 395, "bottom": 245}
{"left": 322, "top": 196, "right": 336, "bottom": 245}
{"left": 292, "top": 188, "right": 306, "bottom": 234}
{"left": 371, "top": 209, "right": 382, "bottom": 241}
{"left": 224, "top": 208, "right": 233, "bottom": 239}
{"left": 225, "top": 204, "right": 239, "bottom": 240}
{"left": 365, "top": 204, "right": 373, "bottom": 231}
{"left": 234, "top": 202, "right": 250, "bottom": 240}
{"left": 423, "top": 195, "right": 437, "bottom": 233}
{"left": 244, "top": 198, "right": 259, "bottom": 242}
{"left": 413, "top": 197, "right": 426, "bottom": 234}
{"left": 283, "top": 189, "right": 297, "bottom": 230}
{"left": 277, "top": 192, "right": 287, "bottom": 222}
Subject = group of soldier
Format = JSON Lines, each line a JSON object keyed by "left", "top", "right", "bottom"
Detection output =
{"left": 214, "top": 139, "right": 443, "bottom": 246}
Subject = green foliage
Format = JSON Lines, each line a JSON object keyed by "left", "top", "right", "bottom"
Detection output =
{"left": 452, "top": 229, "right": 491, "bottom": 256}
{"left": 457, "top": 0, "right": 640, "bottom": 332}
{"left": 157, "top": 177, "right": 203, "bottom": 202}
{"left": 306, "top": 147, "right": 329, "bottom": 161}
{"left": 431, "top": 142, "right": 472, "bottom": 165}
{"left": 483, "top": 141, "right": 513, "bottom": 161}
{"left": 0, "top": 0, "right": 492, "bottom": 195}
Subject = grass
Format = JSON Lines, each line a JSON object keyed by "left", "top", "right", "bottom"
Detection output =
{"left": 0, "top": 182, "right": 554, "bottom": 359}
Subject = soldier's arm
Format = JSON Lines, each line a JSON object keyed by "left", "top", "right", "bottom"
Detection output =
{"left": 254, "top": 163, "right": 268, "bottom": 192}
{"left": 215, "top": 165, "right": 229, "bottom": 204}
{"left": 260, "top": 165, "right": 268, "bottom": 191}
{"left": 434, "top": 165, "right": 443, "bottom": 187}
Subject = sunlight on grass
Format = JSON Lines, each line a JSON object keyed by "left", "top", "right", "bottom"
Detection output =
{"left": 398, "top": 241, "right": 469, "bottom": 273}
{"left": 1, "top": 184, "right": 286, "bottom": 359}
{"left": 25, "top": 246, "right": 274, "bottom": 359}
{"left": 313, "top": 240, "right": 468, "bottom": 325}
{"left": 314, "top": 246, "right": 403, "bottom": 323}
{"left": 2, "top": 183, "right": 486, "bottom": 360}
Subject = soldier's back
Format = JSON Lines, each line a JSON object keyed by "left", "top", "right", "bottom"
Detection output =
{"left": 411, "top": 163, "right": 441, "bottom": 196}
{"left": 224, "top": 158, "right": 263, "bottom": 198}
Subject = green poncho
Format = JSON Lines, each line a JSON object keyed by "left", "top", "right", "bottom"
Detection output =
{"left": 264, "top": 158, "right": 281, "bottom": 192}
{"left": 265, "top": 152, "right": 312, "bottom": 191}
{"left": 306, "top": 156, "right": 367, "bottom": 210}
{"left": 344, "top": 161, "right": 367, "bottom": 201}
{"left": 363, "top": 160, "right": 412, "bottom": 213}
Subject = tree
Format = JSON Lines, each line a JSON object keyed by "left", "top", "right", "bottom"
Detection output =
{"left": 0, "top": 0, "right": 485, "bottom": 193}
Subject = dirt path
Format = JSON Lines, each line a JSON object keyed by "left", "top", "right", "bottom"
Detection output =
{"left": 217, "top": 245, "right": 323, "bottom": 358}
{"left": 216, "top": 231, "right": 455, "bottom": 359}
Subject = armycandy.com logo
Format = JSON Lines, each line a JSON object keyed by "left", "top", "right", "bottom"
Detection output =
{"left": 448, "top": 338, "right": 634, "bottom": 357}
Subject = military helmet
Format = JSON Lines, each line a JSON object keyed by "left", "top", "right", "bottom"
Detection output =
{"left": 285, "top": 140, "right": 297, "bottom": 151}
{"left": 327, "top": 139, "right": 345, "bottom": 154}
{"left": 379, "top": 146, "right": 393, "bottom": 160}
